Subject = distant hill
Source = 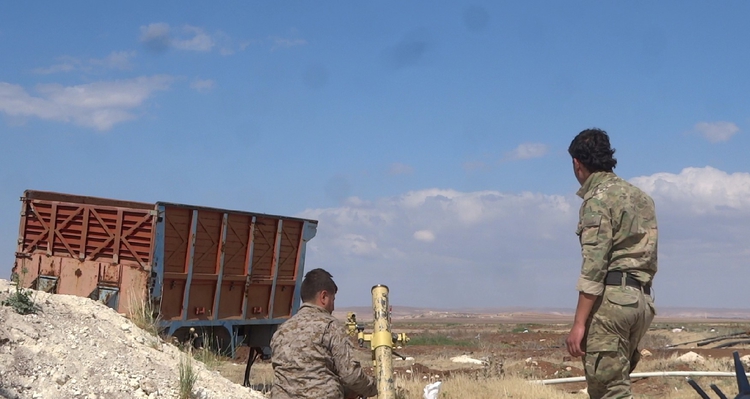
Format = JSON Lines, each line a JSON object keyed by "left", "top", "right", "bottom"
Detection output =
{"left": 334, "top": 306, "right": 750, "bottom": 322}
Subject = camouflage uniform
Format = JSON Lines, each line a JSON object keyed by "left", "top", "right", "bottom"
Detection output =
{"left": 575, "top": 172, "right": 658, "bottom": 399}
{"left": 270, "top": 303, "right": 378, "bottom": 399}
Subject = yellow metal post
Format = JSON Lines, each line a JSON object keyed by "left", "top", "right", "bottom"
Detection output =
{"left": 371, "top": 285, "right": 395, "bottom": 399}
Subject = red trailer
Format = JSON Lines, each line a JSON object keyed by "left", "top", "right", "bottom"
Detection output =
{"left": 12, "top": 190, "right": 318, "bottom": 358}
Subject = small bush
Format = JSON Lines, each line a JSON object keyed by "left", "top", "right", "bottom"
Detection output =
{"left": 409, "top": 333, "right": 473, "bottom": 347}
{"left": 127, "top": 294, "right": 161, "bottom": 337}
{"left": 179, "top": 354, "right": 198, "bottom": 399}
{"left": 193, "top": 347, "right": 231, "bottom": 370}
{"left": 511, "top": 324, "right": 538, "bottom": 333}
{"left": 2, "top": 289, "right": 40, "bottom": 315}
{"left": 640, "top": 331, "right": 671, "bottom": 349}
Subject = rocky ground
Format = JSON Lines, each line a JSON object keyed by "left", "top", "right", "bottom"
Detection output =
{"left": 0, "top": 279, "right": 266, "bottom": 399}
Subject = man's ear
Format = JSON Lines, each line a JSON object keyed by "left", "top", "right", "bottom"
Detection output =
{"left": 573, "top": 158, "right": 588, "bottom": 175}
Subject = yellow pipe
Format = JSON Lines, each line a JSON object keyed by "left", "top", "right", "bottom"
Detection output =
{"left": 371, "top": 285, "right": 395, "bottom": 399}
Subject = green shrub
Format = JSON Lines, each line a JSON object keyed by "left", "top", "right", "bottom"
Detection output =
{"left": 2, "top": 288, "right": 39, "bottom": 315}
{"left": 409, "top": 333, "right": 473, "bottom": 347}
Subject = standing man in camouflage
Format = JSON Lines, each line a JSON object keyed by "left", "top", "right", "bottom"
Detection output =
{"left": 270, "top": 268, "right": 378, "bottom": 399}
{"left": 565, "top": 129, "right": 658, "bottom": 399}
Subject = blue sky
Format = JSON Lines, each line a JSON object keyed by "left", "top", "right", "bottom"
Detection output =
{"left": 1, "top": 2, "right": 749, "bottom": 310}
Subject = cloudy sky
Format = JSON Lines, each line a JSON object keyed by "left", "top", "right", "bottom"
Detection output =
{"left": 1, "top": 2, "right": 749, "bottom": 310}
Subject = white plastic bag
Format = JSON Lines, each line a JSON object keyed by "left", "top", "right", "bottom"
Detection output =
{"left": 423, "top": 381, "right": 442, "bottom": 399}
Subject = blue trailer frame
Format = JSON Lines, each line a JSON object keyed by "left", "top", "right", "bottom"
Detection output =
{"left": 148, "top": 202, "right": 318, "bottom": 356}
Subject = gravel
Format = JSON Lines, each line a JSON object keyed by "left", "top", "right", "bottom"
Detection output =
{"left": 0, "top": 279, "right": 266, "bottom": 399}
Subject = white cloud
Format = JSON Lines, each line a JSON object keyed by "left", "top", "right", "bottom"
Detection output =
{"left": 388, "top": 162, "right": 414, "bottom": 175}
{"left": 631, "top": 166, "right": 750, "bottom": 214}
{"left": 694, "top": 121, "right": 740, "bottom": 143}
{"left": 299, "top": 189, "right": 578, "bottom": 307}
{"left": 299, "top": 166, "right": 750, "bottom": 309}
{"left": 34, "top": 51, "right": 136, "bottom": 74}
{"left": 332, "top": 234, "right": 379, "bottom": 257}
{"left": 90, "top": 51, "right": 136, "bottom": 70}
{"left": 33, "top": 56, "right": 83, "bottom": 74}
{"left": 139, "top": 24, "right": 306, "bottom": 54}
{"left": 507, "top": 143, "right": 549, "bottom": 160}
{"left": 413, "top": 230, "right": 435, "bottom": 242}
{"left": 173, "top": 26, "right": 214, "bottom": 52}
{"left": 139, "top": 23, "right": 172, "bottom": 52}
{"left": 269, "top": 36, "right": 308, "bottom": 51}
{"left": 139, "top": 23, "right": 256, "bottom": 55}
{"left": 0, "top": 75, "right": 173, "bottom": 130}
{"left": 190, "top": 78, "right": 215, "bottom": 93}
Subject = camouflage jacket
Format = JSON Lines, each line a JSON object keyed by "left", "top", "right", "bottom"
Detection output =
{"left": 575, "top": 172, "right": 658, "bottom": 296}
{"left": 270, "top": 304, "right": 378, "bottom": 399}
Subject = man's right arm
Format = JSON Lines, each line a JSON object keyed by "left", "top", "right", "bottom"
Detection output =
{"left": 327, "top": 323, "right": 378, "bottom": 398}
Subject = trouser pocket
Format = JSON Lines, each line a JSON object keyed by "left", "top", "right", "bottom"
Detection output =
{"left": 584, "top": 334, "right": 627, "bottom": 386}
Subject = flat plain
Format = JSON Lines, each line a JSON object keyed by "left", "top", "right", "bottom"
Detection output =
{"left": 219, "top": 308, "right": 750, "bottom": 399}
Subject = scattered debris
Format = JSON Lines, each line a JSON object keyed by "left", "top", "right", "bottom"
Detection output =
{"left": 666, "top": 330, "right": 750, "bottom": 349}
{"left": 423, "top": 381, "right": 442, "bottom": 399}
{"left": 450, "top": 355, "right": 485, "bottom": 365}
{"left": 677, "top": 351, "right": 705, "bottom": 364}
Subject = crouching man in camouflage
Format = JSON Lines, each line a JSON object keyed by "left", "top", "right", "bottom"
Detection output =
{"left": 270, "top": 268, "right": 378, "bottom": 399}
{"left": 565, "top": 129, "right": 658, "bottom": 399}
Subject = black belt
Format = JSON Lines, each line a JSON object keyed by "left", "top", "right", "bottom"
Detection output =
{"left": 605, "top": 271, "right": 651, "bottom": 295}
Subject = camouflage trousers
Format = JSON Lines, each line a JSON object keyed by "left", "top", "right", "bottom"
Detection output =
{"left": 583, "top": 285, "right": 655, "bottom": 399}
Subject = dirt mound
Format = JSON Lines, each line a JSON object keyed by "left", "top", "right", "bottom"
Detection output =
{"left": 0, "top": 279, "right": 265, "bottom": 399}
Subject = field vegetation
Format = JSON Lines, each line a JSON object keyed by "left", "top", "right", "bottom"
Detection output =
{"left": 216, "top": 319, "right": 750, "bottom": 399}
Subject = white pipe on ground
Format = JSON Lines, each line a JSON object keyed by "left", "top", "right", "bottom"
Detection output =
{"left": 532, "top": 371, "right": 750, "bottom": 385}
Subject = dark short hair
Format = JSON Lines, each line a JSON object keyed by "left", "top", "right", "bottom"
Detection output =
{"left": 300, "top": 268, "right": 338, "bottom": 302}
{"left": 568, "top": 128, "right": 617, "bottom": 172}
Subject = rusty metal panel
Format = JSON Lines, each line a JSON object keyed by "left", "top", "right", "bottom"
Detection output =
{"left": 156, "top": 203, "right": 316, "bottom": 323}
{"left": 272, "top": 220, "right": 304, "bottom": 318}
{"left": 159, "top": 206, "right": 192, "bottom": 320}
{"left": 217, "top": 213, "right": 251, "bottom": 319}
{"left": 13, "top": 190, "right": 156, "bottom": 315}
{"left": 244, "top": 216, "right": 278, "bottom": 319}
{"left": 13, "top": 190, "right": 318, "bottom": 350}
{"left": 17, "top": 191, "right": 155, "bottom": 266}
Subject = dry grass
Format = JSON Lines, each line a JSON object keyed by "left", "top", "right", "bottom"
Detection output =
{"left": 212, "top": 320, "right": 750, "bottom": 399}
{"left": 192, "top": 348, "right": 228, "bottom": 370}
{"left": 218, "top": 352, "right": 748, "bottom": 399}
{"left": 178, "top": 353, "right": 198, "bottom": 399}
{"left": 188, "top": 331, "right": 233, "bottom": 370}
{"left": 126, "top": 293, "right": 161, "bottom": 337}
{"left": 396, "top": 374, "right": 579, "bottom": 399}
{"left": 216, "top": 361, "right": 274, "bottom": 393}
